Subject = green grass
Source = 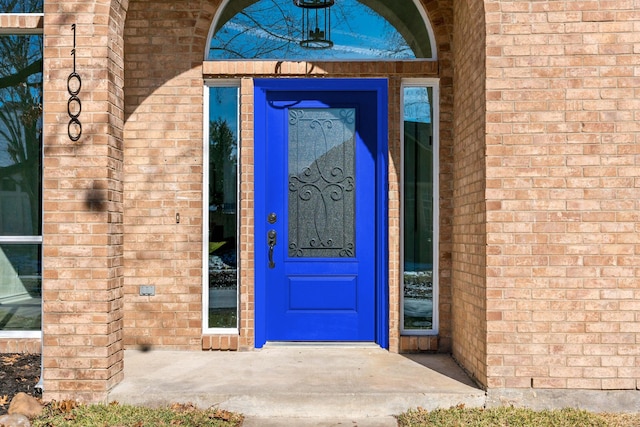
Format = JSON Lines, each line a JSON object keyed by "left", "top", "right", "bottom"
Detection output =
{"left": 397, "top": 406, "right": 640, "bottom": 427}
{"left": 32, "top": 401, "right": 243, "bottom": 427}
{"left": 29, "top": 402, "right": 640, "bottom": 426}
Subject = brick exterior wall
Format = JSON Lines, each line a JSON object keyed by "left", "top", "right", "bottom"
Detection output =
{"left": 6, "top": 0, "right": 636, "bottom": 403}
{"left": 122, "top": 0, "right": 216, "bottom": 351}
{"left": 122, "top": 0, "right": 453, "bottom": 355}
{"left": 237, "top": 77, "right": 255, "bottom": 350}
{"left": 0, "top": 339, "right": 41, "bottom": 354}
{"left": 427, "top": 0, "right": 455, "bottom": 354}
{"left": 483, "top": 0, "right": 640, "bottom": 390}
{"left": 452, "top": 0, "right": 489, "bottom": 386}
{"left": 39, "top": 0, "right": 127, "bottom": 402}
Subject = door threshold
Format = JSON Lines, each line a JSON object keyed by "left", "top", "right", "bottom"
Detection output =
{"left": 264, "top": 341, "right": 381, "bottom": 349}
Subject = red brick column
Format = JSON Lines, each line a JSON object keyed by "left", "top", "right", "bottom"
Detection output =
{"left": 41, "top": 0, "right": 126, "bottom": 401}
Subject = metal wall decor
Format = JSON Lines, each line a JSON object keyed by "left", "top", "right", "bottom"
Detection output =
{"left": 67, "top": 24, "right": 82, "bottom": 142}
{"left": 293, "top": 0, "right": 334, "bottom": 49}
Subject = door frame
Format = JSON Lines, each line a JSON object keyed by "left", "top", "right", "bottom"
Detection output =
{"left": 253, "top": 78, "right": 389, "bottom": 349}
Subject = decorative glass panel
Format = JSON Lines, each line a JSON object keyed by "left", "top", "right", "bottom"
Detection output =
{"left": 0, "top": 244, "right": 41, "bottom": 331}
{"left": 288, "top": 108, "right": 355, "bottom": 258}
{"left": 403, "top": 86, "right": 434, "bottom": 331}
{"left": 207, "top": 86, "right": 238, "bottom": 329}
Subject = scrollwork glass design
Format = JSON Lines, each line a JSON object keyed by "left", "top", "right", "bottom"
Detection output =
{"left": 288, "top": 108, "right": 355, "bottom": 258}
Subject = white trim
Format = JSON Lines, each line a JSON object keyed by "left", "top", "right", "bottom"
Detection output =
{"left": 0, "top": 236, "right": 43, "bottom": 243}
{"left": 204, "top": 0, "right": 437, "bottom": 61}
{"left": 400, "top": 78, "right": 440, "bottom": 335}
{"left": 411, "top": 0, "right": 438, "bottom": 60}
{"left": 202, "top": 80, "right": 241, "bottom": 335}
{"left": 202, "top": 82, "right": 210, "bottom": 333}
{"left": 204, "top": 2, "right": 227, "bottom": 59}
{"left": 0, "top": 331, "right": 41, "bottom": 339}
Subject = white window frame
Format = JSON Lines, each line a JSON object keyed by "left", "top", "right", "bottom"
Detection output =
{"left": 400, "top": 78, "right": 440, "bottom": 335}
{"left": 202, "top": 80, "right": 241, "bottom": 334}
{"left": 0, "top": 17, "right": 44, "bottom": 339}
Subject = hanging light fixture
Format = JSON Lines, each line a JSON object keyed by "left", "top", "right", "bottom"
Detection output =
{"left": 293, "top": 0, "right": 334, "bottom": 49}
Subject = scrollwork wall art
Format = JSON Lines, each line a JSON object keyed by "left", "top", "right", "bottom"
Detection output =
{"left": 67, "top": 24, "right": 82, "bottom": 142}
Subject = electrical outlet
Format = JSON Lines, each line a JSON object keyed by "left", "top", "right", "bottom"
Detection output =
{"left": 139, "top": 285, "right": 155, "bottom": 296}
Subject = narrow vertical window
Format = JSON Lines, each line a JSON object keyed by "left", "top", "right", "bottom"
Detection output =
{"left": 402, "top": 82, "right": 438, "bottom": 333}
{"left": 0, "top": 32, "right": 43, "bottom": 334}
{"left": 205, "top": 85, "right": 239, "bottom": 330}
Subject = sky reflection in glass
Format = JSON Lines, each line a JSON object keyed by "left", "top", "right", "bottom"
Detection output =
{"left": 209, "top": 0, "right": 420, "bottom": 60}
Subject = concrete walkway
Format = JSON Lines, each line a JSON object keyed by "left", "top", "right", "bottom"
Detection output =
{"left": 108, "top": 345, "right": 485, "bottom": 426}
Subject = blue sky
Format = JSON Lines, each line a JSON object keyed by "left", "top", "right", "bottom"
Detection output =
{"left": 209, "top": 87, "right": 238, "bottom": 138}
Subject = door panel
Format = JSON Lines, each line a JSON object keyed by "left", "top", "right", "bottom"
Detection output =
{"left": 288, "top": 276, "right": 357, "bottom": 310}
{"left": 255, "top": 79, "right": 387, "bottom": 346}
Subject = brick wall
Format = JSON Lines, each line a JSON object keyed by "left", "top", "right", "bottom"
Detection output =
{"left": 122, "top": 0, "right": 217, "bottom": 350}
{"left": 24, "top": 0, "right": 638, "bottom": 400}
{"left": 0, "top": 339, "right": 41, "bottom": 354}
{"left": 24, "top": 0, "right": 640, "bottom": 399}
{"left": 484, "top": 0, "right": 640, "bottom": 390}
{"left": 238, "top": 77, "right": 255, "bottom": 350}
{"left": 452, "top": 0, "right": 488, "bottom": 385}
{"left": 124, "top": 0, "right": 453, "bottom": 354}
{"left": 41, "top": 0, "right": 126, "bottom": 402}
{"left": 4, "top": 0, "right": 455, "bottom": 398}
{"left": 428, "top": 0, "right": 455, "bottom": 354}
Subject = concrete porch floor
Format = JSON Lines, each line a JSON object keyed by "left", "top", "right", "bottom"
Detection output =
{"left": 108, "top": 345, "right": 485, "bottom": 426}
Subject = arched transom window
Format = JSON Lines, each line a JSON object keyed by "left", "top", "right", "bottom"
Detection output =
{"left": 207, "top": 0, "right": 435, "bottom": 60}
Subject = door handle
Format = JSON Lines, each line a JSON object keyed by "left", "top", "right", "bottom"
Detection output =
{"left": 267, "top": 229, "right": 277, "bottom": 269}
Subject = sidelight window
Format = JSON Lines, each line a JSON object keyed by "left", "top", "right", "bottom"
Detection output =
{"left": 203, "top": 83, "right": 240, "bottom": 331}
{"left": 402, "top": 80, "right": 438, "bottom": 334}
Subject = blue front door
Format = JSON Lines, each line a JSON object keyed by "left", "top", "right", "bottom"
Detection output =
{"left": 254, "top": 79, "right": 388, "bottom": 347}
